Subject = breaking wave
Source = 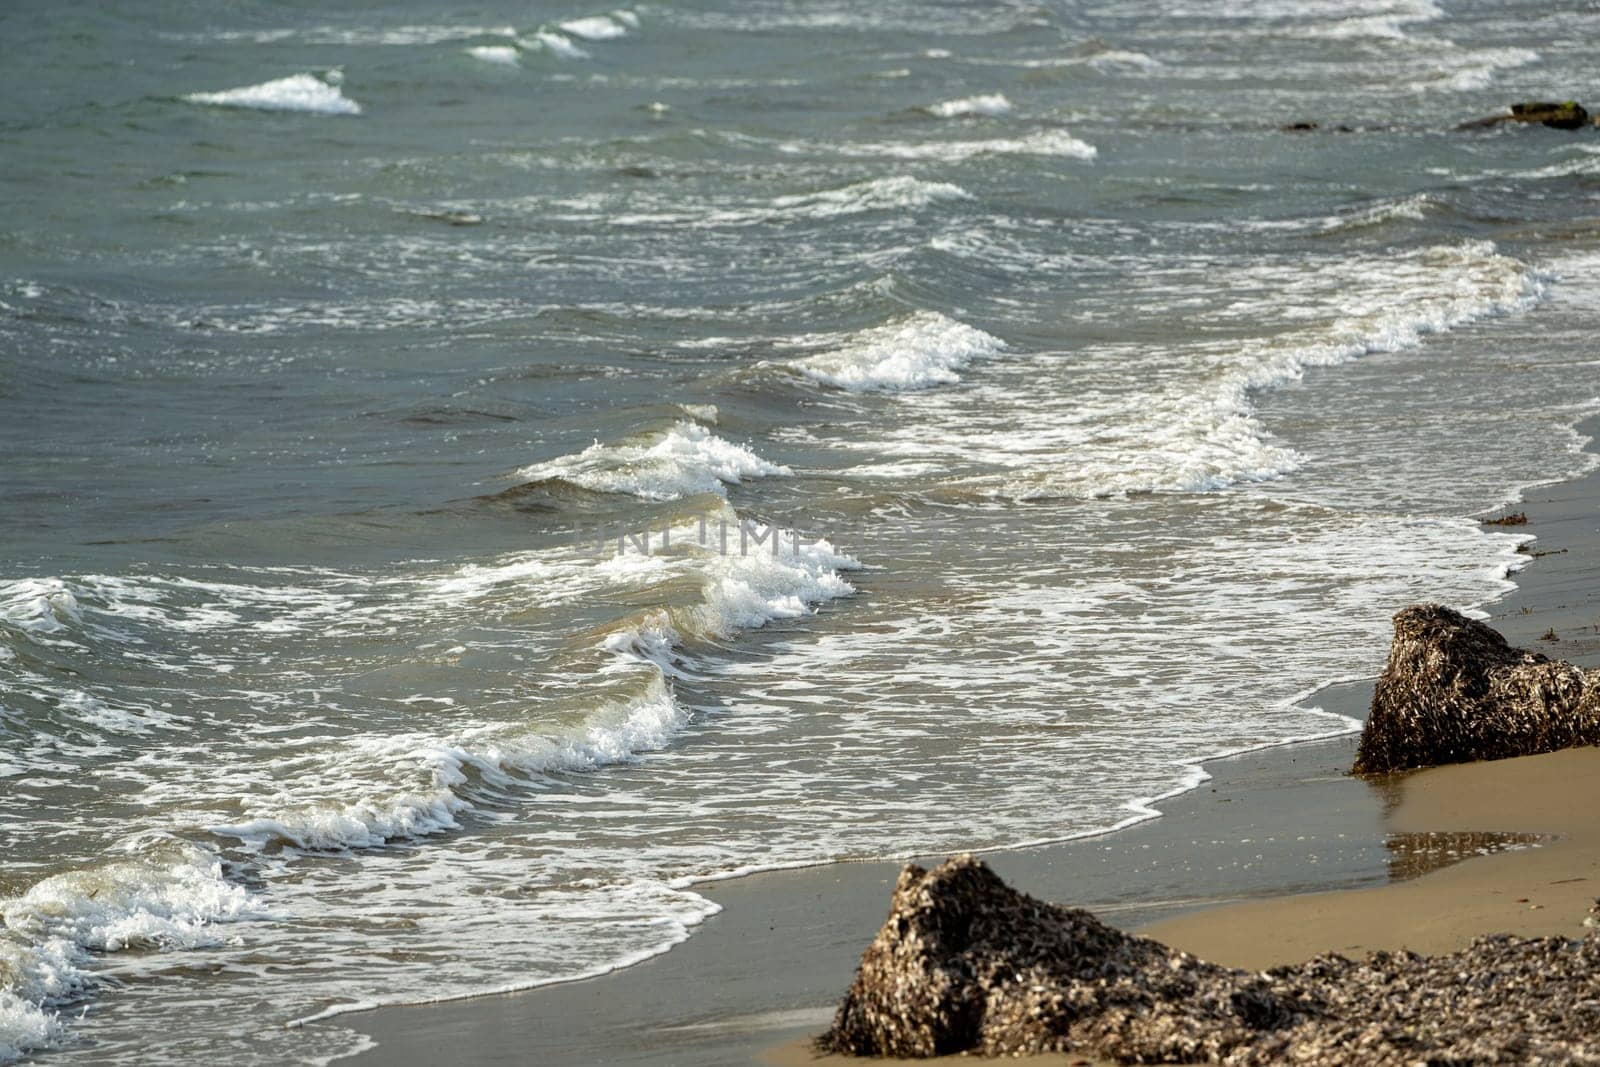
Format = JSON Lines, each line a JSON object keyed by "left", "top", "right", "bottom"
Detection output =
{"left": 207, "top": 516, "right": 859, "bottom": 855}
{"left": 790, "top": 311, "right": 1006, "bottom": 392}
{"left": 466, "top": 45, "right": 520, "bottom": 66}
{"left": 525, "top": 30, "right": 590, "bottom": 59}
{"left": 0, "top": 844, "right": 260, "bottom": 1064}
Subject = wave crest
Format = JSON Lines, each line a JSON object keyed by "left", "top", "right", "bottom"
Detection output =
{"left": 516, "top": 421, "right": 790, "bottom": 500}
{"left": 925, "top": 93, "right": 1013, "bottom": 118}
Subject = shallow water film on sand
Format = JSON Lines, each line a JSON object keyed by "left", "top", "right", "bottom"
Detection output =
{"left": 3, "top": 0, "right": 1600, "bottom": 1060}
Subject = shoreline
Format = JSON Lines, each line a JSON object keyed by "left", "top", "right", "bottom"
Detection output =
{"left": 332, "top": 416, "right": 1600, "bottom": 1064}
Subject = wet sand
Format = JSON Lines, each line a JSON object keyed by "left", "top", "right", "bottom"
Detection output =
{"left": 1147, "top": 745, "right": 1600, "bottom": 969}
{"left": 336, "top": 419, "right": 1600, "bottom": 1064}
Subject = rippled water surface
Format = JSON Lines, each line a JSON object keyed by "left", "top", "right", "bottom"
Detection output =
{"left": 3, "top": 0, "right": 1599, "bottom": 1061}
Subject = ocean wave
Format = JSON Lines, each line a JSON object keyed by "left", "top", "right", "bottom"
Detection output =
{"left": 790, "top": 311, "right": 1005, "bottom": 392}
{"left": 560, "top": 13, "right": 633, "bottom": 40}
{"left": 1085, "top": 48, "right": 1162, "bottom": 71}
{"left": 1318, "top": 192, "right": 1434, "bottom": 233}
{"left": 0, "top": 572, "right": 355, "bottom": 646}
{"left": 768, "top": 175, "right": 970, "bottom": 218}
{"left": 1406, "top": 46, "right": 1539, "bottom": 92}
{"left": 182, "top": 73, "right": 361, "bottom": 116}
{"left": 0, "top": 843, "right": 260, "bottom": 1063}
{"left": 1265, "top": 0, "right": 1442, "bottom": 40}
{"left": 170, "top": 24, "right": 518, "bottom": 46}
{"left": 0, "top": 577, "right": 83, "bottom": 637}
{"left": 925, "top": 93, "right": 1012, "bottom": 118}
{"left": 2, "top": 518, "right": 860, "bottom": 1050}
{"left": 515, "top": 421, "right": 789, "bottom": 500}
{"left": 1000, "top": 48, "right": 1162, "bottom": 72}
{"left": 525, "top": 30, "right": 590, "bottom": 59}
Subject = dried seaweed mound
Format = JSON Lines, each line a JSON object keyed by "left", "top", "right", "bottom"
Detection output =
{"left": 1352, "top": 605, "right": 1600, "bottom": 775}
{"left": 819, "top": 855, "right": 1600, "bottom": 1064}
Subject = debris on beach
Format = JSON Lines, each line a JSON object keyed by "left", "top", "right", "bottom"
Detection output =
{"left": 1480, "top": 510, "right": 1528, "bottom": 526}
{"left": 1352, "top": 605, "right": 1600, "bottom": 775}
{"left": 819, "top": 855, "right": 1600, "bottom": 1064}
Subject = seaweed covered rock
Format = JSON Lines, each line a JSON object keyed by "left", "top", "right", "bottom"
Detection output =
{"left": 819, "top": 855, "right": 1600, "bottom": 1064}
{"left": 1352, "top": 605, "right": 1600, "bottom": 775}
{"left": 819, "top": 855, "right": 1311, "bottom": 1061}
{"left": 1459, "top": 100, "right": 1592, "bottom": 130}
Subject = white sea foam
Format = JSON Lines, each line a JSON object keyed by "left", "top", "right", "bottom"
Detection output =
{"left": 926, "top": 93, "right": 1013, "bottom": 118}
{"left": 786, "top": 129, "right": 1096, "bottom": 162}
{"left": 211, "top": 740, "right": 487, "bottom": 851}
{"left": 563, "top": 176, "right": 969, "bottom": 228}
{"left": 0, "top": 845, "right": 259, "bottom": 1062}
{"left": 1406, "top": 46, "right": 1539, "bottom": 92}
{"left": 467, "top": 45, "right": 520, "bottom": 66}
{"left": 183, "top": 73, "right": 361, "bottom": 116}
{"left": 791, "top": 311, "right": 1005, "bottom": 392}
{"left": 560, "top": 15, "right": 630, "bottom": 40}
{"left": 1004, "top": 49, "right": 1162, "bottom": 71}
{"left": 178, "top": 24, "right": 517, "bottom": 46}
{"left": 1227, "top": 242, "right": 1541, "bottom": 398}
{"left": 823, "top": 243, "right": 1547, "bottom": 501}
{"left": 1005, "top": 242, "right": 1545, "bottom": 498}
{"left": 0, "top": 578, "right": 82, "bottom": 636}
{"left": 766, "top": 176, "right": 969, "bottom": 218}
{"left": 0, "top": 953, "right": 68, "bottom": 1065}
{"left": 516, "top": 421, "right": 790, "bottom": 500}
{"left": 1086, "top": 49, "right": 1162, "bottom": 71}
{"left": 684, "top": 529, "right": 859, "bottom": 635}
{"left": 1268, "top": 0, "right": 1443, "bottom": 40}
{"left": 1319, "top": 192, "right": 1433, "bottom": 232}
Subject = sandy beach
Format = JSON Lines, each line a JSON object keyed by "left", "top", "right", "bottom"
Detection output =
{"left": 335, "top": 427, "right": 1600, "bottom": 1065}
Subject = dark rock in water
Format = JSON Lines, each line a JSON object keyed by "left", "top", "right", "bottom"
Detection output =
{"left": 1510, "top": 101, "right": 1590, "bottom": 128}
{"left": 1282, "top": 121, "right": 1319, "bottom": 131}
{"left": 1352, "top": 605, "right": 1600, "bottom": 775}
{"left": 1459, "top": 100, "right": 1591, "bottom": 130}
{"left": 819, "top": 855, "right": 1600, "bottom": 1064}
